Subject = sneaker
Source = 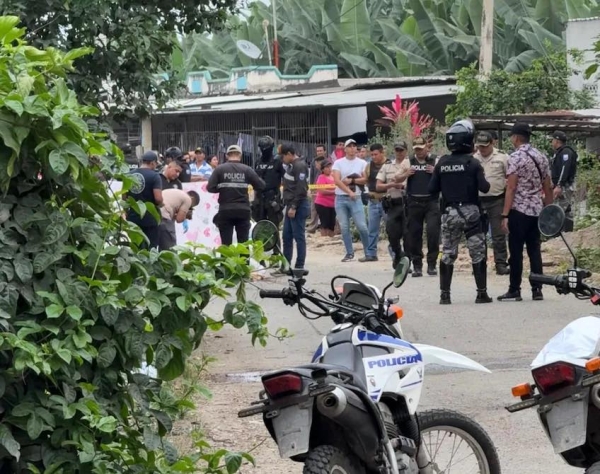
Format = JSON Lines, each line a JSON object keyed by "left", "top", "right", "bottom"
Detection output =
{"left": 412, "top": 269, "right": 423, "bottom": 278}
{"left": 342, "top": 254, "right": 355, "bottom": 262}
{"left": 497, "top": 291, "right": 522, "bottom": 302}
{"left": 532, "top": 289, "right": 544, "bottom": 301}
{"left": 359, "top": 256, "right": 378, "bottom": 262}
{"left": 427, "top": 265, "right": 437, "bottom": 276}
{"left": 476, "top": 291, "right": 493, "bottom": 304}
{"left": 440, "top": 292, "right": 451, "bottom": 305}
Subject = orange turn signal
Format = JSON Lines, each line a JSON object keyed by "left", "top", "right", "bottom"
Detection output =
{"left": 390, "top": 304, "right": 404, "bottom": 320}
{"left": 586, "top": 357, "right": 600, "bottom": 372}
{"left": 511, "top": 383, "right": 533, "bottom": 398}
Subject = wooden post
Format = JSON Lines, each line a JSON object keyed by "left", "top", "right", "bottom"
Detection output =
{"left": 479, "top": 0, "right": 494, "bottom": 77}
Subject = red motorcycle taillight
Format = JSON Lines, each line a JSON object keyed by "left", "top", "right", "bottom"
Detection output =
{"left": 532, "top": 362, "right": 576, "bottom": 395}
{"left": 262, "top": 372, "right": 302, "bottom": 399}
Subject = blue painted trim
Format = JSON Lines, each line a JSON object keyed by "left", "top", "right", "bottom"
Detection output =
{"left": 401, "top": 380, "right": 423, "bottom": 388}
{"left": 185, "top": 65, "right": 338, "bottom": 86}
{"left": 356, "top": 329, "right": 419, "bottom": 353}
{"left": 311, "top": 343, "right": 323, "bottom": 363}
{"left": 236, "top": 75, "right": 248, "bottom": 91}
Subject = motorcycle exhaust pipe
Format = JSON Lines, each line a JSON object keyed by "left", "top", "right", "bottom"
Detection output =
{"left": 316, "top": 386, "right": 380, "bottom": 460}
{"left": 591, "top": 383, "right": 600, "bottom": 410}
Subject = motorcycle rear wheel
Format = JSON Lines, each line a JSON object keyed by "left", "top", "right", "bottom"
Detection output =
{"left": 302, "top": 445, "right": 366, "bottom": 474}
{"left": 419, "top": 409, "right": 501, "bottom": 474}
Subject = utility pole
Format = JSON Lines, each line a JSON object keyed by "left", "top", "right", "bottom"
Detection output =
{"left": 272, "top": 0, "right": 280, "bottom": 69}
{"left": 479, "top": 0, "right": 494, "bottom": 77}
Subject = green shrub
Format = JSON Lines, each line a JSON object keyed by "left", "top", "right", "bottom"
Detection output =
{"left": 0, "top": 16, "right": 274, "bottom": 473}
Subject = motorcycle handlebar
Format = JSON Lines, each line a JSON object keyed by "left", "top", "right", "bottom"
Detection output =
{"left": 259, "top": 289, "right": 289, "bottom": 299}
{"left": 529, "top": 273, "right": 567, "bottom": 288}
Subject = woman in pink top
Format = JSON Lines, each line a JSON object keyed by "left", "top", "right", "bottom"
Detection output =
{"left": 314, "top": 161, "right": 337, "bottom": 237}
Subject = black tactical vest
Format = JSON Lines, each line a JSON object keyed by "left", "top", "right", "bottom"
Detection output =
{"left": 407, "top": 155, "right": 437, "bottom": 196}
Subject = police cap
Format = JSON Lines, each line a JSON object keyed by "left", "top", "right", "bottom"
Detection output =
{"left": 552, "top": 130, "right": 567, "bottom": 142}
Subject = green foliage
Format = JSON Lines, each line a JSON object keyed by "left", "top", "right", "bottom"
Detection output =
{"left": 576, "top": 247, "right": 600, "bottom": 273}
{"left": 0, "top": 17, "right": 272, "bottom": 473}
{"left": 178, "top": 0, "right": 600, "bottom": 79}
{"left": 0, "top": 0, "right": 238, "bottom": 119}
{"left": 447, "top": 51, "right": 596, "bottom": 122}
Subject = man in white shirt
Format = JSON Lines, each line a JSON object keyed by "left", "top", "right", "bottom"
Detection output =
{"left": 332, "top": 139, "right": 373, "bottom": 262}
{"left": 158, "top": 189, "right": 200, "bottom": 250}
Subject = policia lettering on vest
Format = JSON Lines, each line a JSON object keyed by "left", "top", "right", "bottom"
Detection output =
{"left": 428, "top": 120, "right": 493, "bottom": 305}
{"left": 406, "top": 137, "right": 441, "bottom": 278}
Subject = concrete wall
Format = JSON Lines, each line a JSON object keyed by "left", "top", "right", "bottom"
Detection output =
{"left": 185, "top": 65, "right": 338, "bottom": 95}
{"left": 566, "top": 18, "right": 600, "bottom": 102}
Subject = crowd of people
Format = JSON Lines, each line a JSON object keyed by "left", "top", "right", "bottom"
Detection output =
{"left": 123, "top": 119, "right": 578, "bottom": 305}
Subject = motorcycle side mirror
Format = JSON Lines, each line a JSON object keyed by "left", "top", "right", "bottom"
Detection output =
{"left": 251, "top": 220, "right": 279, "bottom": 252}
{"left": 538, "top": 204, "right": 577, "bottom": 267}
{"left": 393, "top": 256, "right": 411, "bottom": 288}
{"left": 538, "top": 204, "right": 565, "bottom": 238}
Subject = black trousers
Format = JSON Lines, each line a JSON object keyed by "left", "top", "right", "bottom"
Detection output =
{"left": 386, "top": 203, "right": 406, "bottom": 260}
{"left": 508, "top": 209, "right": 543, "bottom": 293}
{"left": 406, "top": 197, "right": 441, "bottom": 269}
{"left": 140, "top": 225, "right": 160, "bottom": 250}
{"left": 214, "top": 209, "right": 252, "bottom": 246}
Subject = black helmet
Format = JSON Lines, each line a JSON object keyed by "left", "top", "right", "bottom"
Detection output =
{"left": 165, "top": 146, "right": 183, "bottom": 161}
{"left": 258, "top": 136, "right": 275, "bottom": 152}
{"left": 446, "top": 120, "right": 475, "bottom": 153}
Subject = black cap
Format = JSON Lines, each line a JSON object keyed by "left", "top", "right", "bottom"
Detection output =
{"left": 510, "top": 122, "right": 532, "bottom": 137}
{"left": 475, "top": 131, "right": 493, "bottom": 146}
{"left": 394, "top": 141, "right": 408, "bottom": 151}
{"left": 552, "top": 130, "right": 567, "bottom": 142}
{"left": 141, "top": 151, "right": 158, "bottom": 162}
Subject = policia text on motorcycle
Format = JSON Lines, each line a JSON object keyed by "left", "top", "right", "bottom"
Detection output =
{"left": 207, "top": 145, "right": 266, "bottom": 246}
{"left": 376, "top": 141, "right": 411, "bottom": 269}
{"left": 405, "top": 136, "right": 440, "bottom": 277}
{"left": 428, "top": 120, "right": 493, "bottom": 305}
{"left": 550, "top": 130, "right": 578, "bottom": 232}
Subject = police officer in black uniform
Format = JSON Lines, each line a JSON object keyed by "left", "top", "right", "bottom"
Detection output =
{"left": 252, "top": 136, "right": 285, "bottom": 225}
{"left": 165, "top": 147, "right": 192, "bottom": 184}
{"left": 406, "top": 137, "right": 440, "bottom": 277}
{"left": 550, "top": 130, "right": 578, "bottom": 232}
{"left": 429, "top": 120, "right": 492, "bottom": 305}
{"left": 207, "top": 145, "right": 266, "bottom": 245}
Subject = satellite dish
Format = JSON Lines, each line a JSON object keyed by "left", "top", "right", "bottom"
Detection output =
{"left": 236, "top": 40, "right": 262, "bottom": 59}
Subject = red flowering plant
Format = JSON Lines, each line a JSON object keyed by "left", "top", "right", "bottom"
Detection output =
{"left": 371, "top": 94, "right": 445, "bottom": 156}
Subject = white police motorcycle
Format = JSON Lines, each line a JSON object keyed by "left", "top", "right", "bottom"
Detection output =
{"left": 239, "top": 220, "right": 501, "bottom": 474}
{"left": 507, "top": 205, "right": 600, "bottom": 473}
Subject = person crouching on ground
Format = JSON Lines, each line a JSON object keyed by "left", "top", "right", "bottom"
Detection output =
{"left": 158, "top": 189, "right": 200, "bottom": 250}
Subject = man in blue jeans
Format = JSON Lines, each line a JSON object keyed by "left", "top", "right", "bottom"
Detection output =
{"left": 365, "top": 144, "right": 389, "bottom": 260}
{"left": 332, "top": 139, "right": 373, "bottom": 262}
{"left": 280, "top": 144, "right": 310, "bottom": 270}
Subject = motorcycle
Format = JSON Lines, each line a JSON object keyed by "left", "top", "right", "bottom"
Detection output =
{"left": 506, "top": 204, "right": 600, "bottom": 473}
{"left": 239, "top": 220, "right": 501, "bottom": 474}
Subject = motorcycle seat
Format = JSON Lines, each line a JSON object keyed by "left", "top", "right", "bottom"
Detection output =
{"left": 296, "top": 363, "right": 369, "bottom": 394}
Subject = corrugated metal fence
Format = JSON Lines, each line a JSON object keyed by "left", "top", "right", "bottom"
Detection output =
{"left": 152, "top": 110, "right": 331, "bottom": 167}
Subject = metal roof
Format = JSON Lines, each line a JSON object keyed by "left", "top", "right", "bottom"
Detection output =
{"left": 471, "top": 111, "right": 600, "bottom": 134}
{"left": 159, "top": 84, "right": 457, "bottom": 115}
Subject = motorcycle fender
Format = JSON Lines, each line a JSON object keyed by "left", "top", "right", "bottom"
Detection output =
{"left": 544, "top": 394, "right": 588, "bottom": 454}
{"left": 271, "top": 401, "right": 313, "bottom": 458}
{"left": 412, "top": 343, "right": 491, "bottom": 373}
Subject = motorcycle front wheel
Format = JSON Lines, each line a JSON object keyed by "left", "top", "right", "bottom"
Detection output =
{"left": 419, "top": 409, "right": 501, "bottom": 474}
{"left": 303, "top": 445, "right": 366, "bottom": 474}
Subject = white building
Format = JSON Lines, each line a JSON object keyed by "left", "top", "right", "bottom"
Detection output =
{"left": 566, "top": 17, "right": 600, "bottom": 103}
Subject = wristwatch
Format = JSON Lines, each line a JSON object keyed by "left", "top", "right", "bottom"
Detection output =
{"left": 501, "top": 214, "right": 509, "bottom": 218}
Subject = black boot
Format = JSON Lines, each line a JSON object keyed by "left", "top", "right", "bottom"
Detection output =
{"left": 439, "top": 262, "right": 453, "bottom": 305}
{"left": 473, "top": 261, "right": 493, "bottom": 304}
